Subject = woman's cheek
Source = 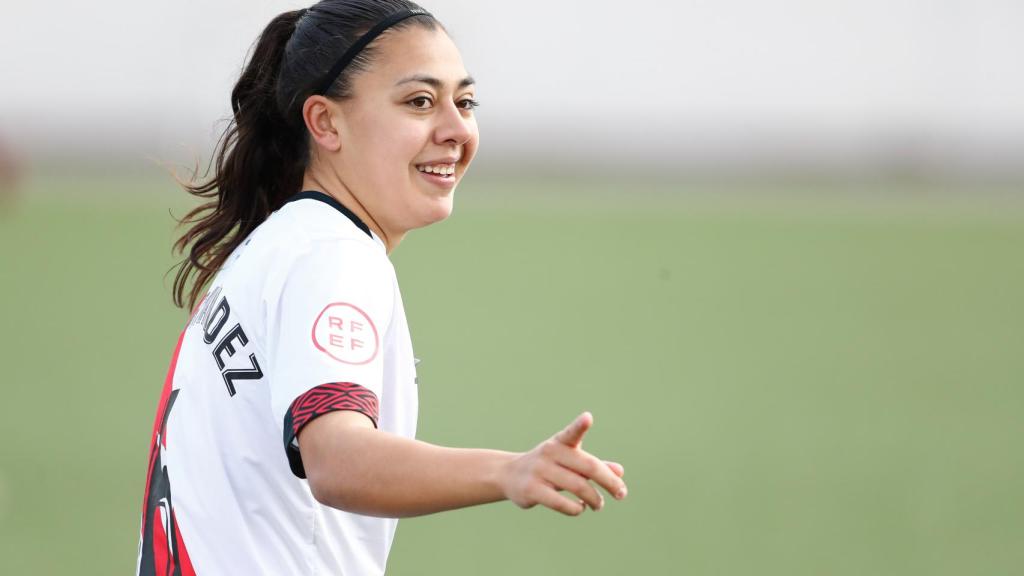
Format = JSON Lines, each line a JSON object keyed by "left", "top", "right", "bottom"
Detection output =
{"left": 463, "top": 122, "right": 480, "bottom": 164}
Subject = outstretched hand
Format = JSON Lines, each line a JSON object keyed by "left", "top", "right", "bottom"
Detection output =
{"left": 500, "top": 412, "right": 628, "bottom": 516}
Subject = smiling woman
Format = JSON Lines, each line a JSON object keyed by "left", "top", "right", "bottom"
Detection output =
{"left": 137, "top": 2, "right": 626, "bottom": 575}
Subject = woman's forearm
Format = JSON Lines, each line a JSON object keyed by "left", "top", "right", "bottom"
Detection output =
{"left": 301, "top": 415, "right": 518, "bottom": 517}
{"left": 298, "top": 410, "right": 628, "bottom": 518}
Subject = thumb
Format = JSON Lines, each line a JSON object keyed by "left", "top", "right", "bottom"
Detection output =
{"left": 554, "top": 411, "right": 593, "bottom": 448}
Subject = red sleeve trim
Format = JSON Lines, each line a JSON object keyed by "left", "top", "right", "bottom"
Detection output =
{"left": 283, "top": 382, "right": 379, "bottom": 478}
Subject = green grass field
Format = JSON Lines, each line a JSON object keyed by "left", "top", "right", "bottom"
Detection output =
{"left": 1, "top": 169, "right": 1023, "bottom": 575}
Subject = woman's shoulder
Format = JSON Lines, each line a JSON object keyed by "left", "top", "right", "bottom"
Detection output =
{"left": 213, "top": 204, "right": 394, "bottom": 332}
{"left": 256, "top": 201, "right": 392, "bottom": 279}
{"left": 217, "top": 198, "right": 387, "bottom": 287}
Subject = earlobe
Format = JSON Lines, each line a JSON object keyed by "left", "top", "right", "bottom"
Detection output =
{"left": 302, "top": 95, "right": 342, "bottom": 153}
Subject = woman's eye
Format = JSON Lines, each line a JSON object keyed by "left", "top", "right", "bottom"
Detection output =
{"left": 458, "top": 98, "right": 480, "bottom": 111}
{"left": 409, "top": 96, "right": 432, "bottom": 109}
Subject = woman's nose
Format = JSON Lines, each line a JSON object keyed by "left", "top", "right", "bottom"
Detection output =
{"left": 434, "top": 101, "right": 474, "bottom": 146}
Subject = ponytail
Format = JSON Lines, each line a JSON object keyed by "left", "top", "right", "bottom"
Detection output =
{"left": 171, "top": 9, "right": 307, "bottom": 310}
{"left": 171, "top": 0, "right": 438, "bottom": 310}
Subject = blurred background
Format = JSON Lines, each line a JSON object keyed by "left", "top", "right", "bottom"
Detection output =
{"left": 1, "top": 0, "right": 1022, "bottom": 574}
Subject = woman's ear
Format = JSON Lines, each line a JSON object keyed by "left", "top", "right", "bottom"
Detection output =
{"left": 302, "top": 95, "right": 342, "bottom": 153}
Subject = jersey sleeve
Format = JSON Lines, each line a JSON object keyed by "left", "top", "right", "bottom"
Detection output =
{"left": 266, "top": 239, "right": 394, "bottom": 478}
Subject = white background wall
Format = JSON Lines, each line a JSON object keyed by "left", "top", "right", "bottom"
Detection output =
{"left": 1, "top": 0, "right": 1022, "bottom": 174}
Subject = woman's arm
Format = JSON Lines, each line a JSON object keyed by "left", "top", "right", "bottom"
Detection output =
{"left": 297, "top": 411, "right": 627, "bottom": 518}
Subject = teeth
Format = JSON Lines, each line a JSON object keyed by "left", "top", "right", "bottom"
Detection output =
{"left": 417, "top": 163, "right": 456, "bottom": 176}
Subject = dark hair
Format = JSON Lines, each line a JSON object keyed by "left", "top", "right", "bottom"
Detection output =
{"left": 172, "top": 0, "right": 438, "bottom": 310}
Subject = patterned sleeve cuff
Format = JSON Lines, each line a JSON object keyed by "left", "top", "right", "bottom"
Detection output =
{"left": 283, "top": 382, "right": 380, "bottom": 478}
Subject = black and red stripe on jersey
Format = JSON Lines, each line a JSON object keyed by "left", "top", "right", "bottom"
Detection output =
{"left": 139, "top": 330, "right": 196, "bottom": 576}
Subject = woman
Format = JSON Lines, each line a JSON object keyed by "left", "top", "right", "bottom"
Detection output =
{"left": 138, "top": 1, "right": 627, "bottom": 574}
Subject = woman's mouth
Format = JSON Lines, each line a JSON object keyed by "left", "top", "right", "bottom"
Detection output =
{"left": 415, "top": 163, "right": 457, "bottom": 188}
{"left": 416, "top": 163, "right": 455, "bottom": 177}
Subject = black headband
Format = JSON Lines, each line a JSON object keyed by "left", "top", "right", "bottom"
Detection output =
{"left": 313, "top": 8, "right": 431, "bottom": 96}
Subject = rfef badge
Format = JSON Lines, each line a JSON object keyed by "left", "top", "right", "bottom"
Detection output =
{"left": 311, "top": 302, "right": 380, "bottom": 365}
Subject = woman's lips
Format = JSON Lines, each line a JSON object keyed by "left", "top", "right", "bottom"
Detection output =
{"left": 416, "top": 167, "right": 457, "bottom": 189}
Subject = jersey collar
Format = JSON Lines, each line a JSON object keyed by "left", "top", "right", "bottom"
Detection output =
{"left": 285, "top": 191, "right": 383, "bottom": 247}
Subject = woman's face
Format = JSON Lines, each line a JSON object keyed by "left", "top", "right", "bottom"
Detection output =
{"left": 330, "top": 25, "right": 479, "bottom": 237}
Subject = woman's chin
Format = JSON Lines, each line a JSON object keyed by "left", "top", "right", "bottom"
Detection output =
{"left": 412, "top": 193, "right": 455, "bottom": 229}
{"left": 430, "top": 193, "right": 456, "bottom": 223}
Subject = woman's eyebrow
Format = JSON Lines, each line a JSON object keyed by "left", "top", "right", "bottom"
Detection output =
{"left": 394, "top": 74, "right": 476, "bottom": 89}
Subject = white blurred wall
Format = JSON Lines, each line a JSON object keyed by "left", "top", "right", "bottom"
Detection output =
{"left": 1, "top": 0, "right": 1022, "bottom": 175}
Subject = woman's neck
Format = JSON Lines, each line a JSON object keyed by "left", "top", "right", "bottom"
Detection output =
{"left": 300, "top": 169, "right": 405, "bottom": 254}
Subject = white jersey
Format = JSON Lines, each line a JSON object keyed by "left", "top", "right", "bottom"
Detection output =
{"left": 137, "top": 191, "right": 418, "bottom": 576}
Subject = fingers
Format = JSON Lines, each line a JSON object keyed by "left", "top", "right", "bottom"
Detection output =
{"left": 516, "top": 412, "right": 626, "bottom": 517}
{"left": 604, "top": 461, "right": 626, "bottom": 478}
{"left": 554, "top": 411, "right": 593, "bottom": 448}
{"left": 544, "top": 463, "right": 605, "bottom": 511}
{"left": 553, "top": 444, "right": 628, "bottom": 500}
{"left": 533, "top": 484, "right": 586, "bottom": 516}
